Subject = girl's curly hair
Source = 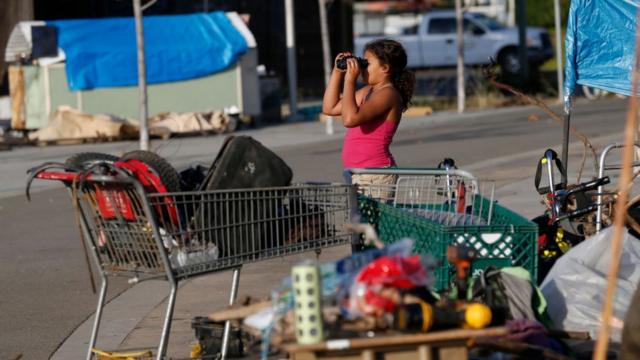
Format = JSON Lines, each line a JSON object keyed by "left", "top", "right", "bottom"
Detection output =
{"left": 364, "top": 38, "right": 416, "bottom": 112}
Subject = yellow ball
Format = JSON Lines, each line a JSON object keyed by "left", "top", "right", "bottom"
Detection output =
{"left": 464, "top": 303, "right": 492, "bottom": 329}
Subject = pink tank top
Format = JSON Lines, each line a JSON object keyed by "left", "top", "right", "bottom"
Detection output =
{"left": 342, "top": 116, "right": 399, "bottom": 168}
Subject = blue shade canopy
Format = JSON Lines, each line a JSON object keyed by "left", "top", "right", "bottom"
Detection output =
{"left": 49, "top": 11, "right": 248, "bottom": 91}
{"left": 564, "top": 0, "right": 639, "bottom": 110}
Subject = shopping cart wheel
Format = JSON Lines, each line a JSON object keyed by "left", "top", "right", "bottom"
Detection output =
{"left": 65, "top": 152, "right": 119, "bottom": 169}
{"left": 121, "top": 150, "right": 182, "bottom": 192}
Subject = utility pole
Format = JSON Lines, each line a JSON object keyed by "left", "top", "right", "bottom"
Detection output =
{"left": 455, "top": 0, "right": 465, "bottom": 113}
{"left": 553, "top": 0, "right": 563, "bottom": 103}
{"left": 507, "top": 0, "right": 515, "bottom": 26}
{"left": 318, "top": 0, "right": 334, "bottom": 134}
{"left": 133, "top": 0, "right": 149, "bottom": 151}
{"left": 285, "top": 0, "right": 299, "bottom": 121}
{"left": 516, "top": 0, "right": 529, "bottom": 88}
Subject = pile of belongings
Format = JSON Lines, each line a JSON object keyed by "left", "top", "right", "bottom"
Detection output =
{"left": 28, "top": 106, "right": 238, "bottom": 142}
{"left": 207, "top": 237, "right": 575, "bottom": 359}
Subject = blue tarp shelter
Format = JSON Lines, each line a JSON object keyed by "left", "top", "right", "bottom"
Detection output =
{"left": 564, "top": 0, "right": 639, "bottom": 108}
{"left": 49, "top": 11, "right": 248, "bottom": 91}
{"left": 561, "top": 0, "right": 639, "bottom": 177}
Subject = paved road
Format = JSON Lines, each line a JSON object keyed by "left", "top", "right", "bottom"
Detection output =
{"left": 0, "top": 98, "right": 627, "bottom": 359}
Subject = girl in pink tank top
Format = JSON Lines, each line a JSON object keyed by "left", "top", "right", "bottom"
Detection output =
{"left": 321, "top": 39, "right": 415, "bottom": 185}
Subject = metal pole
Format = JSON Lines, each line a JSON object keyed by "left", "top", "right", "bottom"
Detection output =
{"left": 561, "top": 111, "right": 570, "bottom": 185}
{"left": 507, "top": 0, "right": 515, "bottom": 26}
{"left": 220, "top": 268, "right": 241, "bottom": 360}
{"left": 133, "top": 0, "right": 149, "bottom": 151}
{"left": 553, "top": 0, "right": 563, "bottom": 103}
{"left": 455, "top": 0, "right": 465, "bottom": 113}
{"left": 318, "top": 0, "right": 334, "bottom": 134}
{"left": 516, "top": 0, "right": 529, "bottom": 87}
{"left": 285, "top": 0, "right": 299, "bottom": 121}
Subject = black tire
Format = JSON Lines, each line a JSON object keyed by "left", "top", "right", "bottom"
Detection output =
{"left": 65, "top": 152, "right": 119, "bottom": 170}
{"left": 121, "top": 150, "right": 181, "bottom": 192}
{"left": 498, "top": 48, "right": 521, "bottom": 76}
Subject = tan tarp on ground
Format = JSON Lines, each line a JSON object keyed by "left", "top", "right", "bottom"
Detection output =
{"left": 28, "top": 106, "right": 138, "bottom": 141}
{"left": 28, "top": 106, "right": 236, "bottom": 142}
{"left": 149, "top": 111, "right": 236, "bottom": 138}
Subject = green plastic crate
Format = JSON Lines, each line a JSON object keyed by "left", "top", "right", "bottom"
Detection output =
{"left": 359, "top": 194, "right": 538, "bottom": 290}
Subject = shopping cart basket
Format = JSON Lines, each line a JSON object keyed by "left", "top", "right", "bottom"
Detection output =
{"left": 29, "top": 163, "right": 358, "bottom": 360}
{"left": 351, "top": 168, "right": 538, "bottom": 290}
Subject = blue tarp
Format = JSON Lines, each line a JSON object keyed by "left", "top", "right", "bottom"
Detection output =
{"left": 48, "top": 12, "right": 248, "bottom": 91}
{"left": 564, "top": 0, "right": 639, "bottom": 110}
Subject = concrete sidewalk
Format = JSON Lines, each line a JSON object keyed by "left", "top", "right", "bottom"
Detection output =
{"left": 48, "top": 101, "right": 622, "bottom": 359}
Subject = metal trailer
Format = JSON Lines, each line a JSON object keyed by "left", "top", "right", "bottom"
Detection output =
{"left": 32, "top": 168, "right": 358, "bottom": 360}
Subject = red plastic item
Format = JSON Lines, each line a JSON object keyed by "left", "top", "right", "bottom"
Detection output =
{"left": 35, "top": 159, "right": 179, "bottom": 226}
{"left": 355, "top": 255, "right": 427, "bottom": 289}
{"left": 96, "top": 187, "right": 137, "bottom": 221}
{"left": 456, "top": 181, "right": 466, "bottom": 213}
{"left": 349, "top": 255, "right": 430, "bottom": 317}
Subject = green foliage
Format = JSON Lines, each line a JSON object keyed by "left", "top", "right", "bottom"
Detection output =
{"left": 433, "top": 0, "right": 570, "bottom": 29}
{"left": 525, "top": 0, "right": 570, "bottom": 27}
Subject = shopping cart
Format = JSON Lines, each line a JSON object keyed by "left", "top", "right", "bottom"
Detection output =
{"left": 350, "top": 167, "right": 538, "bottom": 290}
{"left": 29, "top": 163, "right": 358, "bottom": 360}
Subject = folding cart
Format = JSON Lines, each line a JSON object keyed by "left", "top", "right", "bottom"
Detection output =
{"left": 30, "top": 165, "right": 358, "bottom": 360}
{"left": 596, "top": 143, "right": 640, "bottom": 233}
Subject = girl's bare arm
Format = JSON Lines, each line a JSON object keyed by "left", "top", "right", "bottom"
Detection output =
{"left": 342, "top": 87, "right": 396, "bottom": 128}
{"left": 322, "top": 68, "right": 346, "bottom": 116}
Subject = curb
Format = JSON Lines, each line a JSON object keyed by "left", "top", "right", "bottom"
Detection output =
{"left": 50, "top": 280, "right": 181, "bottom": 359}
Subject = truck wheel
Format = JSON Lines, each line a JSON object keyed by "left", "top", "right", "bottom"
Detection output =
{"left": 499, "top": 49, "right": 521, "bottom": 76}
{"left": 582, "top": 85, "right": 606, "bottom": 100}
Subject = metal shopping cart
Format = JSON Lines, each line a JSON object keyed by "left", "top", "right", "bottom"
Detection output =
{"left": 29, "top": 163, "right": 358, "bottom": 360}
{"left": 350, "top": 167, "right": 538, "bottom": 290}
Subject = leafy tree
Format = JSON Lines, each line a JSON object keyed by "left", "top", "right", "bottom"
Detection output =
{"left": 525, "top": 0, "right": 570, "bottom": 28}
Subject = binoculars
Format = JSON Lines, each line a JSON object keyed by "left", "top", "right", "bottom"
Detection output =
{"left": 336, "top": 56, "right": 369, "bottom": 70}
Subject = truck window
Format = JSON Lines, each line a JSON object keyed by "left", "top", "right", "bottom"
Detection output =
{"left": 428, "top": 18, "right": 455, "bottom": 34}
{"left": 463, "top": 19, "right": 485, "bottom": 35}
{"left": 470, "top": 13, "right": 505, "bottom": 31}
{"left": 403, "top": 24, "right": 419, "bottom": 35}
{"left": 428, "top": 18, "right": 484, "bottom": 35}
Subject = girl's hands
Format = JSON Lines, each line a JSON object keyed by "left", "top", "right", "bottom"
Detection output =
{"left": 345, "top": 57, "right": 362, "bottom": 83}
{"left": 334, "top": 52, "right": 352, "bottom": 73}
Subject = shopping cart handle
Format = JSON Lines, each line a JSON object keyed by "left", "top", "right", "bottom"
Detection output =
{"left": 26, "top": 162, "right": 135, "bottom": 201}
{"left": 35, "top": 171, "right": 82, "bottom": 182}
{"left": 26, "top": 162, "right": 80, "bottom": 201}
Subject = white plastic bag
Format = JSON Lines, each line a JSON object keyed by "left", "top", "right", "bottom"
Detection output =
{"left": 540, "top": 227, "right": 640, "bottom": 341}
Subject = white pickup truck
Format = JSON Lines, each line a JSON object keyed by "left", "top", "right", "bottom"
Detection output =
{"left": 354, "top": 11, "right": 553, "bottom": 75}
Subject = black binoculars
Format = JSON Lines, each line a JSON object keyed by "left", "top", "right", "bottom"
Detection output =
{"left": 336, "top": 56, "right": 369, "bottom": 70}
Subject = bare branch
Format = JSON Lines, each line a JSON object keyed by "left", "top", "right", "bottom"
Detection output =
{"left": 482, "top": 63, "right": 599, "bottom": 180}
